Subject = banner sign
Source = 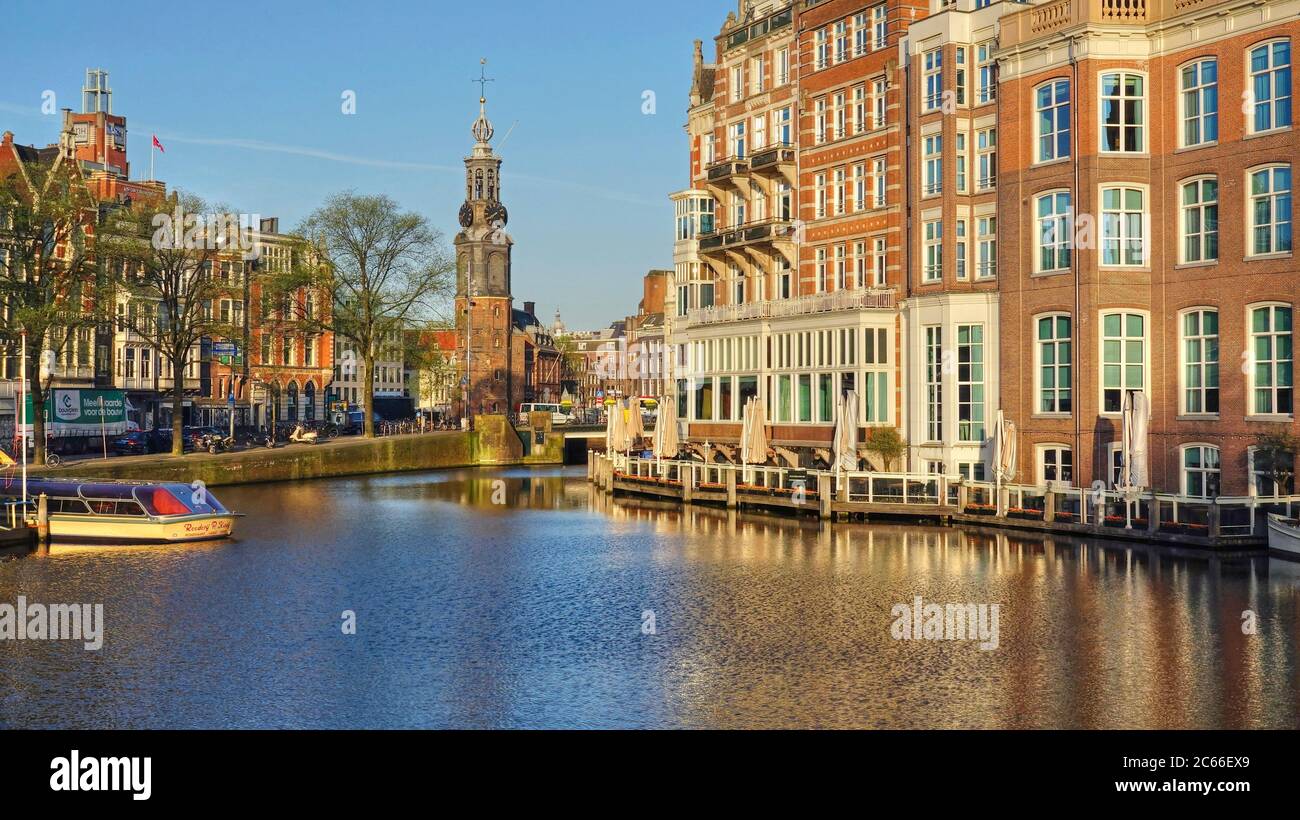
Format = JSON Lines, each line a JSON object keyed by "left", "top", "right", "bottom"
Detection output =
{"left": 21, "top": 389, "right": 129, "bottom": 436}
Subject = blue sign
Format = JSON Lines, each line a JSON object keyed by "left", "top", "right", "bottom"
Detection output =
{"left": 213, "top": 342, "right": 237, "bottom": 357}
{"left": 227, "top": 393, "right": 235, "bottom": 409}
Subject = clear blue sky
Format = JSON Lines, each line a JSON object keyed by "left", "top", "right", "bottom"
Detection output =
{"left": 0, "top": 0, "right": 734, "bottom": 329}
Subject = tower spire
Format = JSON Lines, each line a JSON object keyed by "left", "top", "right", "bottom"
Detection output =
{"left": 471, "top": 58, "right": 495, "bottom": 146}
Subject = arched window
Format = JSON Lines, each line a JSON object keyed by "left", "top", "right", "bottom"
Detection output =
{"left": 304, "top": 381, "right": 316, "bottom": 422}
{"left": 1181, "top": 444, "right": 1221, "bottom": 498}
{"left": 286, "top": 381, "right": 299, "bottom": 422}
{"left": 1034, "top": 79, "right": 1070, "bottom": 162}
{"left": 474, "top": 169, "right": 484, "bottom": 199}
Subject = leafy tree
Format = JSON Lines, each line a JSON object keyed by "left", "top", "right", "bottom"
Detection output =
{"left": 273, "top": 192, "right": 454, "bottom": 437}
{"left": 1253, "top": 429, "right": 1297, "bottom": 497}
{"left": 0, "top": 157, "right": 100, "bottom": 464}
{"left": 97, "top": 191, "right": 247, "bottom": 454}
{"left": 863, "top": 426, "right": 907, "bottom": 472}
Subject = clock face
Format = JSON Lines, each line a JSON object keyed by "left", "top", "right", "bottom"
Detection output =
{"left": 485, "top": 202, "right": 508, "bottom": 227}
{"left": 458, "top": 202, "right": 474, "bottom": 228}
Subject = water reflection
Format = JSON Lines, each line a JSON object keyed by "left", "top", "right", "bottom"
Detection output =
{"left": 0, "top": 467, "right": 1297, "bottom": 729}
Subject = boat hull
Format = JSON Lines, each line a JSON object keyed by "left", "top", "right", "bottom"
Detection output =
{"left": 1267, "top": 514, "right": 1300, "bottom": 559}
{"left": 48, "top": 513, "right": 237, "bottom": 544}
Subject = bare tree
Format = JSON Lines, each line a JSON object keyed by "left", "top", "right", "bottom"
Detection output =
{"left": 98, "top": 191, "right": 247, "bottom": 454}
{"left": 275, "top": 192, "right": 454, "bottom": 438}
{"left": 0, "top": 155, "right": 100, "bottom": 464}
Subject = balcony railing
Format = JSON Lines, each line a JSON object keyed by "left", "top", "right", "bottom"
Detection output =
{"left": 706, "top": 156, "right": 750, "bottom": 182}
{"left": 685, "top": 287, "right": 896, "bottom": 326}
{"left": 1002, "top": 0, "right": 1230, "bottom": 49}
{"left": 749, "top": 144, "right": 796, "bottom": 173}
{"left": 698, "top": 218, "right": 797, "bottom": 253}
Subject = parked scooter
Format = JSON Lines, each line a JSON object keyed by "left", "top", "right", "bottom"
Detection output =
{"left": 203, "top": 434, "right": 235, "bottom": 455}
{"left": 289, "top": 425, "right": 319, "bottom": 445}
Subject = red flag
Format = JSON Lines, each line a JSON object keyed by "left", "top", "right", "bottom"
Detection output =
{"left": 152, "top": 135, "right": 165, "bottom": 153}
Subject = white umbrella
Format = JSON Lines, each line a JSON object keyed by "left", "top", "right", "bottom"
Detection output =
{"left": 626, "top": 397, "right": 644, "bottom": 453}
{"left": 1119, "top": 390, "right": 1150, "bottom": 528}
{"left": 609, "top": 398, "right": 627, "bottom": 456}
{"left": 993, "top": 409, "right": 1017, "bottom": 516}
{"left": 994, "top": 409, "right": 1017, "bottom": 482}
{"left": 833, "top": 389, "right": 859, "bottom": 473}
{"left": 739, "top": 396, "right": 753, "bottom": 465}
{"left": 1120, "top": 390, "right": 1150, "bottom": 490}
{"left": 745, "top": 396, "right": 769, "bottom": 465}
{"left": 653, "top": 395, "right": 680, "bottom": 459}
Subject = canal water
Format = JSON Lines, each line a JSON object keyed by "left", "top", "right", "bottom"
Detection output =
{"left": 1, "top": 467, "right": 1298, "bottom": 729}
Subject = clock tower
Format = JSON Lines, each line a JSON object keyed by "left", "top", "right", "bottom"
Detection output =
{"left": 454, "top": 60, "right": 515, "bottom": 422}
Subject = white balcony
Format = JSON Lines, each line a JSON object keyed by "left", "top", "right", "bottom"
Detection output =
{"left": 684, "top": 288, "right": 896, "bottom": 327}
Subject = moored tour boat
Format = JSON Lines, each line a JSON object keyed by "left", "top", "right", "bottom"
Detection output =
{"left": 0, "top": 478, "right": 240, "bottom": 543}
{"left": 1267, "top": 513, "right": 1300, "bottom": 560}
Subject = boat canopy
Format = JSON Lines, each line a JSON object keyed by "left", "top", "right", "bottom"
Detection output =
{"left": 0, "top": 478, "right": 228, "bottom": 516}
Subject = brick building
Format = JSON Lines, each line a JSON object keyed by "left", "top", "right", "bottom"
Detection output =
{"left": 997, "top": 0, "right": 1298, "bottom": 495}
{"left": 671, "top": 0, "right": 925, "bottom": 467}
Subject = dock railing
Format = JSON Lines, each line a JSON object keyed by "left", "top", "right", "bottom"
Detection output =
{"left": 600, "top": 451, "right": 1300, "bottom": 541}
{"left": 1, "top": 499, "right": 31, "bottom": 531}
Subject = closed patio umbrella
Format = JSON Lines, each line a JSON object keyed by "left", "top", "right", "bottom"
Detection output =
{"left": 626, "top": 397, "right": 644, "bottom": 453}
{"left": 1119, "top": 390, "right": 1150, "bottom": 528}
{"left": 1120, "top": 390, "right": 1150, "bottom": 490}
{"left": 608, "top": 398, "right": 627, "bottom": 457}
{"left": 653, "top": 395, "right": 680, "bottom": 459}
{"left": 993, "top": 409, "right": 1017, "bottom": 516}
{"left": 833, "top": 389, "right": 859, "bottom": 473}
{"left": 745, "top": 396, "right": 769, "bottom": 465}
{"left": 739, "top": 396, "right": 753, "bottom": 465}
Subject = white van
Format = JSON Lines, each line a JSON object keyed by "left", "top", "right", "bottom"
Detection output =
{"left": 518, "top": 403, "right": 572, "bottom": 426}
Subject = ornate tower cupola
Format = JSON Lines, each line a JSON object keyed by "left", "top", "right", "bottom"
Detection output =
{"left": 456, "top": 59, "right": 511, "bottom": 300}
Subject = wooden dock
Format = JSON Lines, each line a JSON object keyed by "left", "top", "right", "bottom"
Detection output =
{"left": 589, "top": 451, "right": 1282, "bottom": 552}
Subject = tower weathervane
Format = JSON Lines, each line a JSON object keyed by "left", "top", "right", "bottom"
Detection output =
{"left": 473, "top": 58, "right": 494, "bottom": 103}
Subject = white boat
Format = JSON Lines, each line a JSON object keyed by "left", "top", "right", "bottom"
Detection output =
{"left": 1266, "top": 513, "right": 1300, "bottom": 559}
{"left": 0, "top": 478, "right": 240, "bottom": 544}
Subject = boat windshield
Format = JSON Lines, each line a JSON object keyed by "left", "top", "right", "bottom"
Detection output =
{"left": 134, "top": 484, "right": 228, "bottom": 516}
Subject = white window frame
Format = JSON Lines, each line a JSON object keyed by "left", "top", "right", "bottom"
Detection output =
{"left": 1180, "top": 443, "right": 1222, "bottom": 499}
{"left": 1035, "top": 189, "right": 1072, "bottom": 274}
{"left": 1248, "top": 38, "right": 1292, "bottom": 135}
{"left": 1247, "top": 301, "right": 1294, "bottom": 417}
{"left": 1247, "top": 164, "right": 1292, "bottom": 257}
{"left": 1099, "top": 184, "right": 1148, "bottom": 268}
{"left": 1179, "top": 176, "right": 1219, "bottom": 264}
{"left": 1035, "top": 313, "right": 1072, "bottom": 416}
{"left": 923, "top": 49, "right": 943, "bottom": 112}
{"left": 1099, "top": 310, "right": 1149, "bottom": 416}
{"left": 1178, "top": 57, "right": 1218, "bottom": 148}
{"left": 1179, "top": 307, "right": 1220, "bottom": 417}
{"left": 1034, "top": 79, "right": 1070, "bottom": 163}
{"left": 923, "top": 219, "right": 943, "bottom": 283}
{"left": 976, "top": 215, "right": 996, "bottom": 280}
{"left": 1036, "top": 444, "right": 1074, "bottom": 486}
{"left": 1098, "top": 70, "right": 1147, "bottom": 154}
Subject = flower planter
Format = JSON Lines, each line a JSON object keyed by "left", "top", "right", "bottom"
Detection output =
{"left": 964, "top": 505, "right": 997, "bottom": 516}
{"left": 1006, "top": 509, "right": 1044, "bottom": 521}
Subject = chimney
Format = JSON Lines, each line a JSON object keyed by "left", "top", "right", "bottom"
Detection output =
{"left": 524, "top": 301, "right": 536, "bottom": 317}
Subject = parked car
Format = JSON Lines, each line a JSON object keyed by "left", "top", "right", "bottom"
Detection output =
{"left": 110, "top": 431, "right": 154, "bottom": 456}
